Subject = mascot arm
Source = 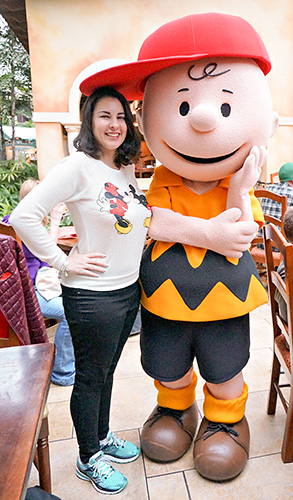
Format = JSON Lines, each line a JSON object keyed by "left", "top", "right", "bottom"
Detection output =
{"left": 148, "top": 206, "right": 258, "bottom": 259}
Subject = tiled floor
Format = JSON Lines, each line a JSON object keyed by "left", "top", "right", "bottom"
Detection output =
{"left": 28, "top": 302, "right": 293, "bottom": 499}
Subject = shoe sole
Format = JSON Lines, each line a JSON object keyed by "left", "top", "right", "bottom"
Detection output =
{"left": 76, "top": 467, "right": 127, "bottom": 495}
{"left": 102, "top": 452, "right": 140, "bottom": 464}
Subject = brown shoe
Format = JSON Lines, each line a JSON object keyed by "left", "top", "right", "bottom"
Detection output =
{"left": 193, "top": 417, "right": 250, "bottom": 481}
{"left": 141, "top": 403, "right": 198, "bottom": 462}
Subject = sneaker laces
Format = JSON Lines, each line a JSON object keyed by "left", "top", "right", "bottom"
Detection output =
{"left": 145, "top": 406, "right": 194, "bottom": 439}
{"left": 91, "top": 456, "right": 114, "bottom": 480}
{"left": 202, "top": 421, "right": 239, "bottom": 441}
{"left": 107, "top": 433, "right": 126, "bottom": 450}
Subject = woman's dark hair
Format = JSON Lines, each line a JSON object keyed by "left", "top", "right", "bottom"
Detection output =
{"left": 74, "top": 86, "right": 141, "bottom": 168}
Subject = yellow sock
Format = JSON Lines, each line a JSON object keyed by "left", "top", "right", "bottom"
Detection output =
{"left": 203, "top": 382, "right": 248, "bottom": 423}
{"left": 154, "top": 371, "right": 197, "bottom": 410}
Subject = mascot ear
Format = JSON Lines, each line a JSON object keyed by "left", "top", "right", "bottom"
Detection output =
{"left": 136, "top": 107, "right": 144, "bottom": 135}
{"left": 270, "top": 111, "right": 279, "bottom": 138}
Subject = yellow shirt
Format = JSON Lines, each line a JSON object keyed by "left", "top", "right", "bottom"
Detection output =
{"left": 140, "top": 165, "right": 267, "bottom": 321}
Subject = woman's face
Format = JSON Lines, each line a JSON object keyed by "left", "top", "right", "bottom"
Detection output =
{"left": 92, "top": 96, "right": 127, "bottom": 156}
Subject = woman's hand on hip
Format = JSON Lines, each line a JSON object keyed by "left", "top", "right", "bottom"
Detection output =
{"left": 68, "top": 252, "right": 108, "bottom": 277}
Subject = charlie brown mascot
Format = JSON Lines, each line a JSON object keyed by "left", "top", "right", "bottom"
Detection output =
{"left": 80, "top": 13, "right": 278, "bottom": 481}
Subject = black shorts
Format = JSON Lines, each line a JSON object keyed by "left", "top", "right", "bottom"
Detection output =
{"left": 140, "top": 307, "right": 250, "bottom": 384}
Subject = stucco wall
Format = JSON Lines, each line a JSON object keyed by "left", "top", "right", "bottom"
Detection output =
{"left": 26, "top": 0, "right": 293, "bottom": 178}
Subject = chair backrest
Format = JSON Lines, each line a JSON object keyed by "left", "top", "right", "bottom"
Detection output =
{"left": 270, "top": 171, "right": 279, "bottom": 184}
{"left": 264, "top": 222, "right": 293, "bottom": 463}
{"left": 0, "top": 221, "right": 22, "bottom": 247}
{"left": 263, "top": 223, "right": 293, "bottom": 366}
{"left": 254, "top": 188, "right": 287, "bottom": 237}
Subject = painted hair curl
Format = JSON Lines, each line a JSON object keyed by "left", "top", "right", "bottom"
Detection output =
{"left": 74, "top": 86, "right": 141, "bottom": 168}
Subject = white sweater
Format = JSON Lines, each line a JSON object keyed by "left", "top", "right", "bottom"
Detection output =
{"left": 10, "top": 152, "right": 150, "bottom": 291}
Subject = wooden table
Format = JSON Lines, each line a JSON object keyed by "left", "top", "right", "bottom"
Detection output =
{"left": 0, "top": 343, "right": 55, "bottom": 500}
{"left": 57, "top": 237, "right": 78, "bottom": 255}
{"left": 57, "top": 227, "right": 78, "bottom": 255}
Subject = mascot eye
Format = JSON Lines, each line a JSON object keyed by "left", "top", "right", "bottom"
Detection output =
{"left": 221, "top": 103, "right": 231, "bottom": 117}
{"left": 179, "top": 101, "right": 190, "bottom": 116}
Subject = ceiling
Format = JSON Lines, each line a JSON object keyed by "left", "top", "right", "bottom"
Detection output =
{"left": 0, "top": 0, "right": 29, "bottom": 52}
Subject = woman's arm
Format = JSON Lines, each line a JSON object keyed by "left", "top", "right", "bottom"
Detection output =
{"left": 10, "top": 159, "right": 107, "bottom": 277}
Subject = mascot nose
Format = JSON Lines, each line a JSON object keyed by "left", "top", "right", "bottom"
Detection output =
{"left": 189, "top": 103, "right": 220, "bottom": 132}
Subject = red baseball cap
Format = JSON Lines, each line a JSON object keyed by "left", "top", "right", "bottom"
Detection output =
{"left": 80, "top": 12, "right": 271, "bottom": 100}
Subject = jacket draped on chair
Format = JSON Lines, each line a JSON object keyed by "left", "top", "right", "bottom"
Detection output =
{"left": 0, "top": 234, "right": 48, "bottom": 345}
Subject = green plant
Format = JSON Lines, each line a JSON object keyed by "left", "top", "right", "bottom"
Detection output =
{"left": 0, "top": 158, "right": 38, "bottom": 217}
{"left": 0, "top": 158, "right": 74, "bottom": 226}
{"left": 58, "top": 211, "right": 73, "bottom": 227}
{"left": 0, "top": 22, "right": 33, "bottom": 160}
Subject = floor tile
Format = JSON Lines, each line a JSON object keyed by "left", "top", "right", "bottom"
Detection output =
{"left": 144, "top": 444, "right": 195, "bottom": 477}
{"left": 114, "top": 335, "right": 144, "bottom": 379}
{"left": 110, "top": 373, "right": 157, "bottom": 431}
{"left": 250, "top": 302, "right": 271, "bottom": 321}
{"left": 249, "top": 315, "right": 273, "bottom": 350}
{"left": 243, "top": 347, "right": 273, "bottom": 392}
{"left": 148, "top": 471, "right": 190, "bottom": 499}
{"left": 48, "top": 400, "right": 74, "bottom": 441}
{"left": 246, "top": 390, "right": 287, "bottom": 457}
{"left": 185, "top": 454, "right": 293, "bottom": 500}
{"left": 47, "top": 383, "right": 73, "bottom": 404}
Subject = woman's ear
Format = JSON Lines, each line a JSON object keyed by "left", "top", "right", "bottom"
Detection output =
{"left": 270, "top": 111, "right": 279, "bottom": 138}
{"left": 136, "top": 108, "right": 144, "bottom": 135}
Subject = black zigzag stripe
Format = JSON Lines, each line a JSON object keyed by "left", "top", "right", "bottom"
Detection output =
{"left": 140, "top": 242, "right": 262, "bottom": 310}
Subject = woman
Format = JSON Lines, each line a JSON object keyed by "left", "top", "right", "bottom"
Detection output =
{"left": 11, "top": 86, "right": 151, "bottom": 495}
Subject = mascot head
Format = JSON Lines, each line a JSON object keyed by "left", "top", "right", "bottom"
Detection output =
{"left": 80, "top": 13, "right": 279, "bottom": 182}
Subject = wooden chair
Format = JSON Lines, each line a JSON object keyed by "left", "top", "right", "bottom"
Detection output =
{"left": 0, "top": 221, "right": 22, "bottom": 247}
{"left": 250, "top": 189, "right": 287, "bottom": 277}
{"left": 263, "top": 223, "right": 293, "bottom": 462}
{"left": 270, "top": 171, "right": 279, "bottom": 184}
{"left": 0, "top": 228, "right": 53, "bottom": 492}
{"left": 135, "top": 156, "right": 155, "bottom": 178}
{"left": 135, "top": 140, "right": 155, "bottom": 177}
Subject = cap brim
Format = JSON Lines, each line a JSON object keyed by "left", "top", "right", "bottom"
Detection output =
{"left": 80, "top": 55, "right": 205, "bottom": 100}
{"left": 80, "top": 53, "right": 270, "bottom": 100}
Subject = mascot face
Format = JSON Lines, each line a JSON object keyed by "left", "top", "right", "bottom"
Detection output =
{"left": 139, "top": 57, "right": 278, "bottom": 182}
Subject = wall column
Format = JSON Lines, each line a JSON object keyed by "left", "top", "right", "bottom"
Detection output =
{"left": 64, "top": 124, "right": 80, "bottom": 155}
{"left": 34, "top": 122, "right": 66, "bottom": 179}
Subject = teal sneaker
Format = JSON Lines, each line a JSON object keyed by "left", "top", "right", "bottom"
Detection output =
{"left": 76, "top": 450, "right": 127, "bottom": 494}
{"left": 100, "top": 431, "right": 140, "bottom": 463}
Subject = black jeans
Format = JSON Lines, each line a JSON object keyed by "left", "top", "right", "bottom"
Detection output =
{"left": 62, "top": 281, "right": 140, "bottom": 463}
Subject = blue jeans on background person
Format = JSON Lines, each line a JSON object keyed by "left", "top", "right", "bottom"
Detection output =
{"left": 35, "top": 289, "right": 75, "bottom": 386}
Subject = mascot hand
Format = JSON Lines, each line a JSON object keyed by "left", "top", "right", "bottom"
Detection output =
{"left": 227, "top": 146, "right": 267, "bottom": 221}
{"left": 206, "top": 208, "right": 258, "bottom": 258}
{"left": 230, "top": 146, "right": 267, "bottom": 195}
